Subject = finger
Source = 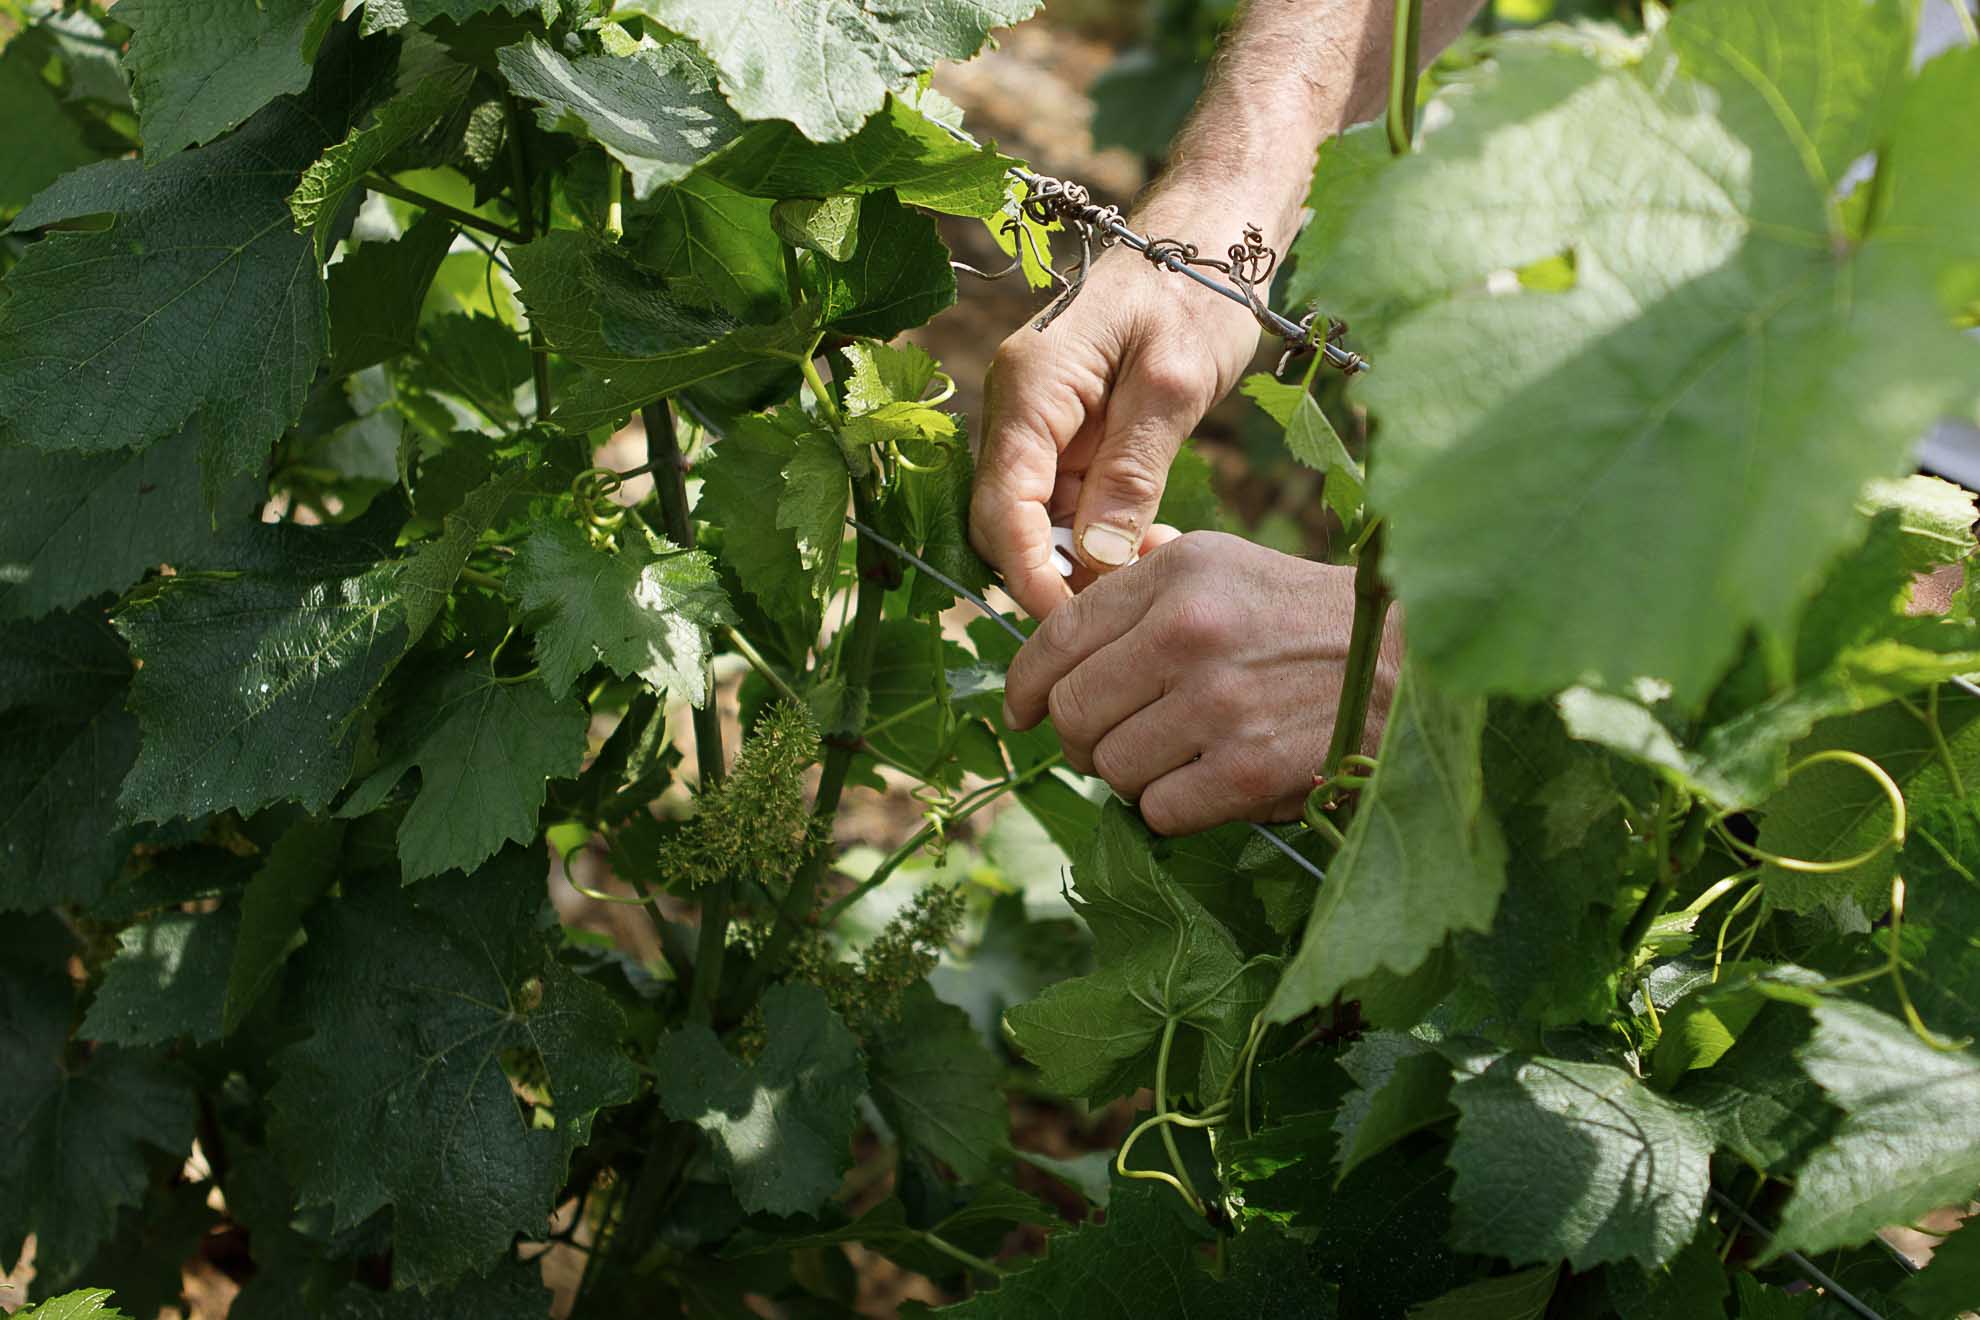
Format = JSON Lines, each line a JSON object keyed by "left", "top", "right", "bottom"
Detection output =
{"left": 1089, "top": 695, "right": 1202, "bottom": 801}
{"left": 973, "top": 351, "right": 1093, "bottom": 619}
{"left": 1139, "top": 751, "right": 1306, "bottom": 837}
{"left": 1044, "top": 633, "right": 1171, "bottom": 774}
{"left": 1003, "top": 561, "right": 1168, "bottom": 730}
{"left": 1072, "top": 356, "right": 1204, "bottom": 574}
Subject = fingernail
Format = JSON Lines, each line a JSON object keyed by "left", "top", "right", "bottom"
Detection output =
{"left": 1080, "top": 524, "right": 1136, "bottom": 568}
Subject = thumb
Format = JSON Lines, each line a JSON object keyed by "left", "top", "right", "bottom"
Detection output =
{"left": 1072, "top": 363, "right": 1200, "bottom": 573}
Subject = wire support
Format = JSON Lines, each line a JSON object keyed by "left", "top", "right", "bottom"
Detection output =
{"left": 934, "top": 122, "right": 1367, "bottom": 376}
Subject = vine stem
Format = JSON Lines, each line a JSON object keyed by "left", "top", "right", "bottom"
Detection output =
{"left": 1321, "top": 527, "right": 1390, "bottom": 776}
{"left": 721, "top": 623, "right": 804, "bottom": 708}
{"left": 361, "top": 173, "right": 528, "bottom": 245}
{"left": 506, "top": 96, "right": 553, "bottom": 418}
{"left": 917, "top": 1231, "right": 1003, "bottom": 1280}
{"left": 642, "top": 403, "right": 731, "bottom": 1024}
{"left": 817, "top": 754, "right": 1066, "bottom": 926}
{"left": 1387, "top": 0, "right": 1424, "bottom": 155}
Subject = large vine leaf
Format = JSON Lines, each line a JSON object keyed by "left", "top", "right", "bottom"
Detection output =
{"left": 0, "top": 37, "right": 381, "bottom": 489}
{"left": 1269, "top": 663, "right": 1506, "bottom": 1022}
{"left": 117, "top": 0, "right": 339, "bottom": 159}
{"left": 629, "top": 174, "right": 786, "bottom": 322}
{"left": 1005, "top": 801, "right": 1277, "bottom": 1103}
{"left": 1770, "top": 998, "right": 1980, "bottom": 1258}
{"left": 510, "top": 519, "right": 733, "bottom": 703}
{"left": 497, "top": 36, "right": 742, "bottom": 200}
{"left": 1304, "top": 1, "right": 1980, "bottom": 703}
{"left": 653, "top": 982, "right": 865, "bottom": 1218}
{"left": 113, "top": 517, "right": 411, "bottom": 823}
{"left": 634, "top": 0, "right": 1041, "bottom": 143}
{"left": 1446, "top": 1047, "right": 1715, "bottom": 1270}
{"left": 268, "top": 851, "right": 638, "bottom": 1290}
{"left": 1, "top": 946, "right": 197, "bottom": 1285}
{"left": 0, "top": 424, "right": 255, "bottom": 621}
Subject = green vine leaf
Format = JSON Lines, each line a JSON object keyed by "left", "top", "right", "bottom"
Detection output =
{"left": 289, "top": 36, "right": 475, "bottom": 258}
{"left": 497, "top": 35, "right": 742, "bottom": 200}
{"left": 358, "top": 0, "right": 555, "bottom": 32}
{"left": 653, "top": 982, "right": 865, "bottom": 1218}
{"left": 1240, "top": 373, "right": 1362, "bottom": 528}
{"left": 1896, "top": 1216, "right": 1980, "bottom": 1320}
{"left": 224, "top": 818, "right": 346, "bottom": 1035}
{"left": 0, "top": 423, "right": 256, "bottom": 621}
{"left": 695, "top": 407, "right": 823, "bottom": 636}
{"left": 1269, "top": 662, "right": 1505, "bottom": 1023}
{"left": 13, "top": 1290, "right": 133, "bottom": 1320}
{"left": 268, "top": 851, "right": 637, "bottom": 1290}
{"left": 633, "top": 0, "right": 1040, "bottom": 143}
{"left": 359, "top": 664, "right": 589, "bottom": 883}
{"left": 705, "top": 97, "right": 1021, "bottom": 218}
{"left": 0, "top": 37, "right": 100, "bottom": 215}
{"left": 2, "top": 951, "right": 197, "bottom": 1287}
{"left": 81, "top": 904, "right": 239, "bottom": 1045}
{"left": 1004, "top": 801, "right": 1277, "bottom": 1103}
{"left": 0, "top": 37, "right": 379, "bottom": 492}
{"left": 1446, "top": 1047, "right": 1714, "bottom": 1270}
{"left": 1407, "top": 1265, "right": 1558, "bottom": 1320}
{"left": 1770, "top": 998, "right": 1980, "bottom": 1258}
{"left": 867, "top": 982, "right": 1009, "bottom": 1184}
{"left": 511, "top": 519, "right": 734, "bottom": 702}
{"left": 117, "top": 0, "right": 340, "bottom": 159}
{"left": 1308, "top": 2, "right": 1980, "bottom": 703}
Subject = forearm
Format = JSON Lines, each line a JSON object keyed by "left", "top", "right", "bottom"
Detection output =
{"left": 1139, "top": 0, "right": 1483, "bottom": 250}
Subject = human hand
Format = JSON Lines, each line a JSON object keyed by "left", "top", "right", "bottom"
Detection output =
{"left": 968, "top": 202, "right": 1265, "bottom": 619}
{"left": 1001, "top": 532, "right": 1403, "bottom": 836}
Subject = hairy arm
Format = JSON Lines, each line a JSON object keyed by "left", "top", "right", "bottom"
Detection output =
{"left": 1143, "top": 0, "right": 1486, "bottom": 248}
{"left": 972, "top": 0, "right": 1482, "bottom": 619}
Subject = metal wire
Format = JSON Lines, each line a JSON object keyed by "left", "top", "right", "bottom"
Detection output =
{"left": 935, "top": 121, "right": 1367, "bottom": 376}
{"left": 1707, "top": 1188, "right": 1888, "bottom": 1320}
{"left": 846, "top": 516, "right": 1330, "bottom": 890}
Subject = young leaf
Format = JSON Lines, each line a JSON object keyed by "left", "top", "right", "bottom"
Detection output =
{"left": 497, "top": 36, "right": 742, "bottom": 199}
{"left": 118, "top": 0, "right": 338, "bottom": 159}
{"left": 1240, "top": 373, "right": 1363, "bottom": 528}
{"left": 633, "top": 174, "right": 786, "bottom": 321}
{"left": 268, "top": 852, "right": 638, "bottom": 1290}
{"left": 12, "top": 1291, "right": 133, "bottom": 1320}
{"left": 1269, "top": 663, "right": 1506, "bottom": 1022}
{"left": 1310, "top": 3, "right": 1980, "bottom": 703}
{"left": 638, "top": 0, "right": 1041, "bottom": 144}
{"left": 776, "top": 430, "right": 851, "bottom": 606}
{"left": 510, "top": 519, "right": 733, "bottom": 702}
{"left": 1771, "top": 999, "right": 1980, "bottom": 1258}
{"left": 1447, "top": 1047, "right": 1714, "bottom": 1270}
{"left": 653, "top": 982, "right": 865, "bottom": 1218}
{"left": 694, "top": 408, "right": 822, "bottom": 635}
{"left": 1004, "top": 801, "right": 1276, "bottom": 1102}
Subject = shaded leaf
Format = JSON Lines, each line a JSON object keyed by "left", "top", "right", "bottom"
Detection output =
{"left": 868, "top": 983, "right": 1008, "bottom": 1183}
{"left": 119, "top": 0, "right": 336, "bottom": 159}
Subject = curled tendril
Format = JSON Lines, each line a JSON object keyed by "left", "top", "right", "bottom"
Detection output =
{"left": 910, "top": 783, "right": 956, "bottom": 865}
{"left": 1115, "top": 1103, "right": 1230, "bottom": 1214}
{"left": 889, "top": 431, "right": 961, "bottom": 475}
{"left": 571, "top": 467, "right": 627, "bottom": 539}
{"left": 1726, "top": 750, "right": 1907, "bottom": 874}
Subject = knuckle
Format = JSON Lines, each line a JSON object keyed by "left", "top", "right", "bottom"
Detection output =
{"left": 1227, "top": 757, "right": 1280, "bottom": 801}
{"left": 1139, "top": 786, "right": 1192, "bottom": 837}
{"left": 1094, "top": 452, "right": 1167, "bottom": 511}
{"left": 1138, "top": 357, "right": 1205, "bottom": 411}
{"left": 1155, "top": 594, "right": 1235, "bottom": 651}
{"left": 1089, "top": 735, "right": 1130, "bottom": 790}
{"left": 1046, "top": 673, "right": 1092, "bottom": 736}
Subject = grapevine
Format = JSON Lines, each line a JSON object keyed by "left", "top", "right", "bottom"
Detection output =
{"left": 2, "top": 2, "right": 1980, "bottom": 1319}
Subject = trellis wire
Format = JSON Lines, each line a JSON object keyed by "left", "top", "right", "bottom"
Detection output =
{"left": 934, "top": 121, "right": 1367, "bottom": 377}
{"left": 846, "top": 516, "right": 1330, "bottom": 890}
